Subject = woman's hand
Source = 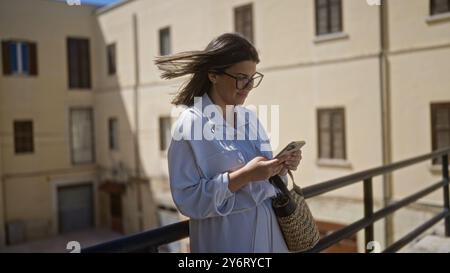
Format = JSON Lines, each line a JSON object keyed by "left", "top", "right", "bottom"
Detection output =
{"left": 279, "top": 150, "right": 302, "bottom": 175}
{"left": 228, "top": 155, "right": 288, "bottom": 192}
{"left": 243, "top": 156, "right": 289, "bottom": 181}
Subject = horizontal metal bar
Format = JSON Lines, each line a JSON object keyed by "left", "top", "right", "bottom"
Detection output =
{"left": 83, "top": 148, "right": 450, "bottom": 253}
{"left": 383, "top": 209, "right": 450, "bottom": 253}
{"left": 82, "top": 220, "right": 189, "bottom": 253}
{"left": 303, "top": 147, "right": 450, "bottom": 199}
{"left": 307, "top": 179, "right": 447, "bottom": 252}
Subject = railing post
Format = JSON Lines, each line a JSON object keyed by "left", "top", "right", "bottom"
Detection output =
{"left": 442, "top": 153, "right": 450, "bottom": 237}
{"left": 363, "top": 177, "right": 374, "bottom": 252}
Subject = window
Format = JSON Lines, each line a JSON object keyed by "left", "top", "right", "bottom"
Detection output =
{"left": 317, "top": 108, "right": 346, "bottom": 160}
{"left": 234, "top": 4, "right": 254, "bottom": 44}
{"left": 315, "top": 0, "right": 343, "bottom": 36}
{"left": 13, "top": 120, "right": 34, "bottom": 154}
{"left": 431, "top": 0, "right": 450, "bottom": 15}
{"left": 107, "top": 43, "right": 116, "bottom": 75}
{"left": 431, "top": 103, "right": 450, "bottom": 165}
{"left": 70, "top": 108, "right": 95, "bottom": 164}
{"left": 67, "top": 38, "right": 91, "bottom": 89}
{"left": 2, "top": 41, "right": 37, "bottom": 76}
{"left": 108, "top": 117, "right": 119, "bottom": 151}
{"left": 159, "top": 117, "right": 172, "bottom": 151}
{"left": 159, "top": 27, "right": 171, "bottom": 56}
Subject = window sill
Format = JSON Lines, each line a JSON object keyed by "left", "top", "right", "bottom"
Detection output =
{"left": 68, "top": 88, "right": 92, "bottom": 91}
{"left": 5, "top": 73, "right": 36, "bottom": 78}
{"left": 14, "top": 152, "right": 35, "bottom": 156}
{"left": 314, "top": 32, "right": 349, "bottom": 44}
{"left": 426, "top": 12, "right": 450, "bottom": 24}
{"left": 71, "top": 161, "right": 96, "bottom": 166}
{"left": 316, "top": 158, "right": 353, "bottom": 169}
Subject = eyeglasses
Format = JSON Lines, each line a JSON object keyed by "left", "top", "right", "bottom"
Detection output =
{"left": 221, "top": 71, "right": 264, "bottom": 90}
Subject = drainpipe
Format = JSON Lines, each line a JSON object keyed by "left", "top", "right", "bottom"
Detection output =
{"left": 1, "top": 162, "right": 5, "bottom": 246}
{"left": 379, "top": 0, "right": 394, "bottom": 247}
{"left": 132, "top": 13, "right": 144, "bottom": 232}
{"left": 0, "top": 100, "right": 5, "bottom": 245}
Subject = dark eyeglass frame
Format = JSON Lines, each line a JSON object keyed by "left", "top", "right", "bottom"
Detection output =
{"left": 220, "top": 71, "right": 264, "bottom": 90}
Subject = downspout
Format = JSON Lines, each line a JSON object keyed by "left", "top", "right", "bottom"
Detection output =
{"left": 379, "top": 0, "right": 394, "bottom": 247}
{"left": 132, "top": 13, "right": 144, "bottom": 231}
{"left": 0, "top": 91, "right": 5, "bottom": 245}
{"left": 1, "top": 155, "right": 6, "bottom": 246}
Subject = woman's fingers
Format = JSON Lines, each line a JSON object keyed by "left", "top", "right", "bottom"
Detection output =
{"left": 277, "top": 154, "right": 290, "bottom": 162}
{"left": 272, "top": 165, "right": 284, "bottom": 176}
{"left": 278, "top": 167, "right": 288, "bottom": 176}
{"left": 260, "top": 158, "right": 285, "bottom": 177}
{"left": 263, "top": 158, "right": 280, "bottom": 166}
{"left": 254, "top": 155, "right": 294, "bottom": 179}
{"left": 283, "top": 154, "right": 302, "bottom": 170}
{"left": 265, "top": 155, "right": 288, "bottom": 166}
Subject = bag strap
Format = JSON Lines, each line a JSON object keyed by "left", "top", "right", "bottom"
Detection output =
{"left": 269, "top": 174, "right": 291, "bottom": 197}
{"left": 270, "top": 170, "right": 303, "bottom": 197}
{"left": 287, "top": 170, "right": 303, "bottom": 194}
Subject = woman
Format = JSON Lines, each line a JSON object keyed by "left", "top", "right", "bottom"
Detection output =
{"left": 155, "top": 33, "right": 302, "bottom": 253}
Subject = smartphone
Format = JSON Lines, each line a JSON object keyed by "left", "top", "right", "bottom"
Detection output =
{"left": 274, "top": 141, "right": 306, "bottom": 159}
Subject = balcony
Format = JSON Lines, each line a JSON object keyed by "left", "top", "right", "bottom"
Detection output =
{"left": 82, "top": 147, "right": 450, "bottom": 253}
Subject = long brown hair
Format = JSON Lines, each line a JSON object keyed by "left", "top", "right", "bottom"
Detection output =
{"left": 154, "top": 33, "right": 260, "bottom": 106}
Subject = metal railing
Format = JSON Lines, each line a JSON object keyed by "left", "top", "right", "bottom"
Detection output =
{"left": 82, "top": 147, "right": 450, "bottom": 253}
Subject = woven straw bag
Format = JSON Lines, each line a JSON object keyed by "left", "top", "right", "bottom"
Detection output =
{"left": 269, "top": 171, "right": 320, "bottom": 252}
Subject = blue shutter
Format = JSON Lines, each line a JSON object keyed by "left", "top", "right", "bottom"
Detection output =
{"left": 9, "top": 43, "right": 18, "bottom": 73}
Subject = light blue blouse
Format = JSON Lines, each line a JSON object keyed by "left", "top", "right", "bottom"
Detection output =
{"left": 168, "top": 92, "right": 289, "bottom": 253}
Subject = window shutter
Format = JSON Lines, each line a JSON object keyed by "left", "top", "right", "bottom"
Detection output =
{"left": 234, "top": 4, "right": 254, "bottom": 43}
{"left": 436, "top": 107, "right": 450, "bottom": 149}
{"left": 80, "top": 40, "right": 87, "bottom": 88}
{"left": 431, "top": 0, "right": 450, "bottom": 15}
{"left": 2, "top": 41, "right": 12, "bottom": 75}
{"left": 83, "top": 39, "right": 91, "bottom": 88}
{"left": 245, "top": 5, "right": 254, "bottom": 44}
{"left": 431, "top": 103, "right": 450, "bottom": 164}
{"left": 14, "top": 120, "right": 34, "bottom": 154}
{"left": 316, "top": 0, "right": 328, "bottom": 35}
{"left": 329, "top": 0, "right": 342, "bottom": 33}
{"left": 332, "top": 111, "right": 345, "bottom": 159}
{"left": 436, "top": 107, "right": 449, "bottom": 130}
{"left": 107, "top": 44, "right": 116, "bottom": 75}
{"left": 68, "top": 38, "right": 78, "bottom": 88}
{"left": 67, "top": 38, "right": 91, "bottom": 89}
{"left": 319, "top": 110, "right": 332, "bottom": 159}
{"left": 29, "top": 42, "right": 38, "bottom": 76}
{"left": 71, "top": 109, "right": 94, "bottom": 164}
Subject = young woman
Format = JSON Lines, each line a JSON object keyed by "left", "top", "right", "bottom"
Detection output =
{"left": 155, "top": 33, "right": 302, "bottom": 252}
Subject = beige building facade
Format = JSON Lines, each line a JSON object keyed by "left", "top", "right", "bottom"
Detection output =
{"left": 1, "top": 0, "right": 449, "bottom": 252}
